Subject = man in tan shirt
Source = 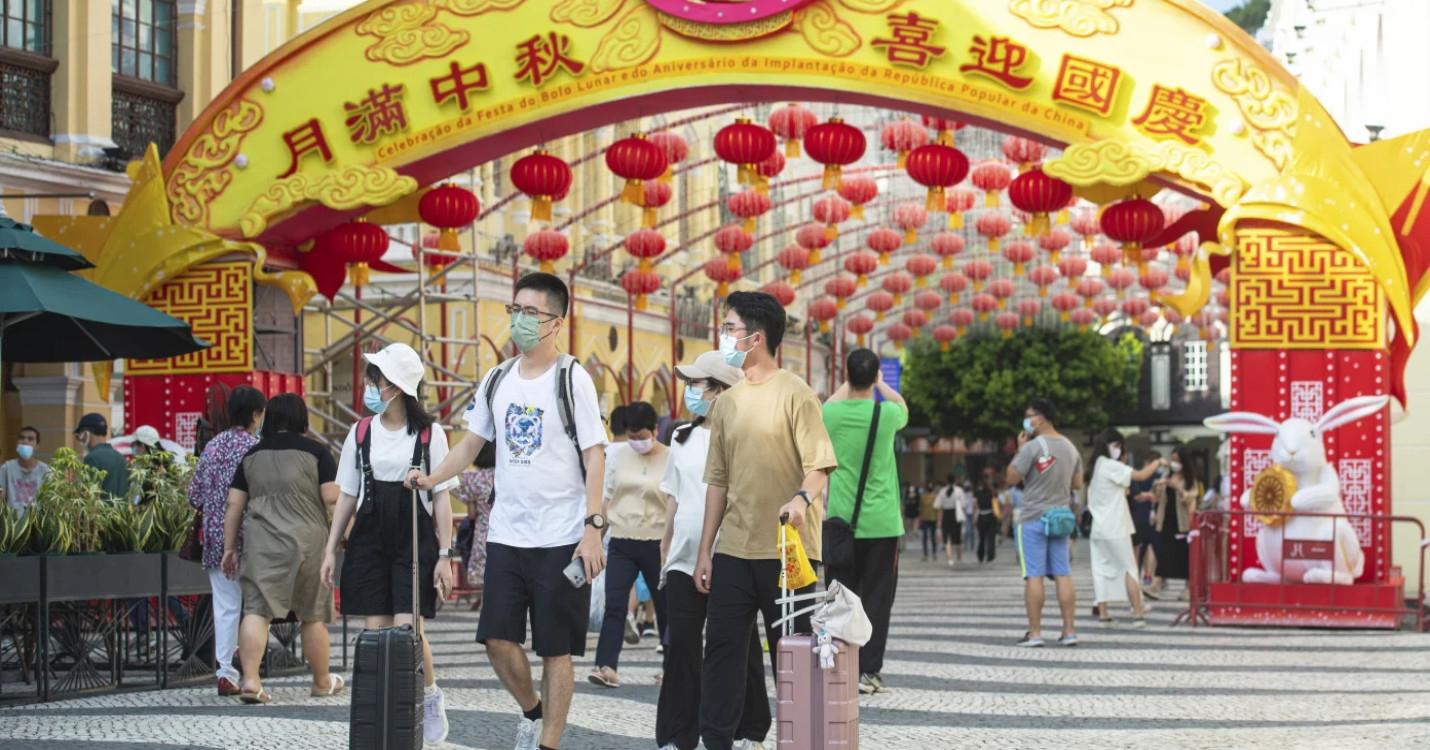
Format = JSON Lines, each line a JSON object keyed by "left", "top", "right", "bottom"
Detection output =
{"left": 695, "top": 291, "right": 837, "bottom": 750}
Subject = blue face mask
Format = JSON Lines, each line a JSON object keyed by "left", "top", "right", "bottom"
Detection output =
{"left": 719, "top": 332, "right": 754, "bottom": 368}
{"left": 684, "top": 384, "right": 711, "bottom": 417}
{"left": 1023, "top": 417, "right": 1035, "bottom": 434}
{"left": 16, "top": 445, "right": 34, "bottom": 460}
{"left": 364, "top": 384, "right": 394, "bottom": 415}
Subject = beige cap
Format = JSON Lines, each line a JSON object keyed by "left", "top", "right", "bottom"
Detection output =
{"left": 675, "top": 350, "right": 745, "bottom": 388}
{"left": 133, "top": 425, "right": 161, "bottom": 448}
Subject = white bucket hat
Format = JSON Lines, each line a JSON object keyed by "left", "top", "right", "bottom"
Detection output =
{"left": 362, "top": 343, "right": 426, "bottom": 397}
{"left": 133, "top": 425, "right": 162, "bottom": 448}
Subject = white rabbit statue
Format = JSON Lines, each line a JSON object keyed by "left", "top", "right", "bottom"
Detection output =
{"left": 1203, "top": 395, "right": 1388, "bottom": 586}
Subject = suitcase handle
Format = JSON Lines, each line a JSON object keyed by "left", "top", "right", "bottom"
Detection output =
{"left": 779, "top": 513, "right": 791, "bottom": 638}
{"left": 411, "top": 486, "right": 420, "bottom": 625}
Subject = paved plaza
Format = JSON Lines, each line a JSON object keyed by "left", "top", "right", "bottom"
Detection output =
{"left": 3, "top": 538, "right": 1429, "bottom": 750}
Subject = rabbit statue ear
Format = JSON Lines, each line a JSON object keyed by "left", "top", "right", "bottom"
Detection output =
{"left": 1316, "top": 395, "right": 1390, "bottom": 432}
{"left": 1203, "top": 411, "right": 1281, "bottom": 435}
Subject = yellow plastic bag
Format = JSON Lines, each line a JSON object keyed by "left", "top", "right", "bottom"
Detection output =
{"left": 780, "top": 523, "right": 818, "bottom": 590}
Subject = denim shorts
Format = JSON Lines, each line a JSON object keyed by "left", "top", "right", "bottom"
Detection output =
{"left": 1016, "top": 520, "right": 1071, "bottom": 579}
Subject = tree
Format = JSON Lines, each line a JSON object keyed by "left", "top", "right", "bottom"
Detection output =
{"left": 901, "top": 329, "right": 1144, "bottom": 443}
{"left": 1224, "top": 0, "right": 1271, "bottom": 35}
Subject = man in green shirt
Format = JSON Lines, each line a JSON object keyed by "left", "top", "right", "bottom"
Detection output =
{"left": 821, "top": 348, "right": 907, "bottom": 695}
{"left": 74, "top": 413, "right": 129, "bottom": 501}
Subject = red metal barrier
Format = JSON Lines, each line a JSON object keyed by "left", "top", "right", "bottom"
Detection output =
{"left": 1176, "top": 509, "right": 1426, "bottom": 631}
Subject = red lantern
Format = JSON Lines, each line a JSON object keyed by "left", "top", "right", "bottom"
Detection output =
{"left": 754, "top": 149, "right": 786, "bottom": 195}
{"left": 316, "top": 218, "right": 389, "bottom": 288}
{"left": 808, "top": 296, "right": 839, "bottom": 333}
{"left": 728, "top": 189, "right": 772, "bottom": 234}
{"left": 930, "top": 232, "right": 965, "bottom": 269}
{"left": 523, "top": 229, "right": 569, "bottom": 273}
{"left": 1058, "top": 255, "right": 1088, "bottom": 288}
{"left": 606, "top": 134, "right": 668, "bottom": 206}
{"left": 1037, "top": 227, "right": 1072, "bottom": 263}
{"left": 1051, "top": 292, "right": 1080, "bottom": 321}
{"left": 768, "top": 103, "right": 818, "bottom": 157}
{"left": 1069, "top": 210, "right": 1100, "bottom": 250}
{"left": 764, "top": 280, "right": 796, "bottom": 307}
{"left": 881, "top": 271, "right": 913, "bottom": 306}
{"left": 893, "top": 202, "right": 929, "bottom": 245}
{"left": 914, "top": 290, "right": 942, "bottom": 314}
{"left": 805, "top": 117, "right": 866, "bottom": 189}
{"left": 704, "top": 257, "right": 741, "bottom": 298}
{"left": 970, "top": 161, "right": 1014, "bottom": 207}
{"left": 1171, "top": 233, "right": 1198, "bottom": 271}
{"left": 902, "top": 308, "right": 928, "bottom": 335}
{"left": 1215, "top": 268, "right": 1230, "bottom": 285}
{"left": 1001, "top": 240, "right": 1036, "bottom": 276}
{"left": 971, "top": 293, "right": 998, "bottom": 322}
{"left": 989, "top": 278, "right": 1016, "bottom": 309}
{"left": 1140, "top": 267, "right": 1170, "bottom": 303}
{"left": 846, "top": 314, "right": 874, "bottom": 346}
{"left": 949, "top": 307, "right": 975, "bottom": 334}
{"left": 945, "top": 186, "right": 977, "bottom": 229}
{"left": 796, "top": 222, "right": 832, "bottom": 265}
{"left": 837, "top": 175, "right": 878, "bottom": 220}
{"left": 1165, "top": 308, "right": 1185, "bottom": 326}
{"left": 866, "top": 227, "right": 902, "bottom": 266}
{"left": 825, "top": 276, "right": 857, "bottom": 310}
{"left": 906, "top": 253, "right": 938, "bottom": 288}
{"left": 621, "top": 269, "right": 661, "bottom": 310}
{"left": 642, "top": 180, "right": 673, "bottom": 228}
{"left": 713, "top": 224, "right": 753, "bottom": 272}
{"left": 1121, "top": 297, "right": 1150, "bottom": 319}
{"left": 419, "top": 183, "right": 480, "bottom": 253}
{"left": 939, "top": 271, "right": 969, "bottom": 304}
{"left": 962, "top": 258, "right": 993, "bottom": 291}
{"left": 714, "top": 117, "right": 777, "bottom": 187}
{"left": 812, "top": 195, "right": 852, "bottom": 240}
{"left": 922, "top": 116, "right": 965, "bottom": 146}
{"left": 994, "top": 311, "right": 1020, "bottom": 338}
{"left": 906, "top": 144, "right": 970, "bottom": 212}
{"left": 1090, "top": 242, "right": 1122, "bottom": 276}
{"left": 648, "top": 130, "right": 689, "bottom": 183}
{"left": 1001, "top": 136, "right": 1048, "bottom": 169}
{"left": 1101, "top": 196, "right": 1165, "bottom": 268}
{"left": 885, "top": 322, "right": 912, "bottom": 350}
{"left": 844, "top": 251, "right": 879, "bottom": 288}
{"left": 1142, "top": 307, "right": 1166, "bottom": 329}
{"left": 510, "top": 149, "right": 572, "bottom": 223}
{"left": 866, "top": 290, "right": 895, "bottom": 322}
{"left": 1107, "top": 268, "right": 1137, "bottom": 297}
{"left": 416, "top": 231, "right": 460, "bottom": 269}
{"left": 1008, "top": 168, "right": 1073, "bottom": 237}
{"left": 1077, "top": 277, "right": 1105, "bottom": 306}
{"left": 779, "top": 245, "right": 811, "bottom": 285}
{"left": 1017, "top": 298, "right": 1043, "bottom": 326}
{"left": 881, "top": 118, "right": 929, "bottom": 168}
{"left": 976, "top": 212, "right": 1011, "bottom": 252}
{"left": 1027, "top": 264, "right": 1060, "bottom": 297}
{"left": 626, "top": 228, "right": 666, "bottom": 274}
{"left": 1069, "top": 307, "right": 1098, "bottom": 331}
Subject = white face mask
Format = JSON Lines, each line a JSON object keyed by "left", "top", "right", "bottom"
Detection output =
{"left": 1170, "top": 460, "right": 1183, "bottom": 473}
{"left": 1108, "top": 446, "right": 1122, "bottom": 461}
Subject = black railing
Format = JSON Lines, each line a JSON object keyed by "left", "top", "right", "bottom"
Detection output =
{"left": 111, "top": 88, "right": 177, "bottom": 160}
{"left": 0, "top": 56, "right": 52, "bottom": 137}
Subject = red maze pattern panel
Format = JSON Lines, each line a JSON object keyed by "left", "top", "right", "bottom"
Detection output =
{"left": 127, "top": 262, "right": 253, "bottom": 375}
{"left": 1231, "top": 229, "right": 1383, "bottom": 349}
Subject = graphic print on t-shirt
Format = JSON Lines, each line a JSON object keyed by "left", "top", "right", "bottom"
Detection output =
{"left": 1036, "top": 455, "right": 1057, "bottom": 473}
{"left": 11, "top": 477, "right": 39, "bottom": 506}
{"left": 504, "top": 403, "right": 544, "bottom": 463}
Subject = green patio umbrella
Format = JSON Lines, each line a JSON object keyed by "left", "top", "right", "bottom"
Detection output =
{"left": 0, "top": 217, "right": 95, "bottom": 271}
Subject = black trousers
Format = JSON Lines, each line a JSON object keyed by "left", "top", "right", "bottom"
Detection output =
{"left": 701, "top": 554, "right": 815, "bottom": 750}
{"left": 657, "top": 571, "right": 767, "bottom": 750}
{"left": 977, "top": 514, "right": 1000, "bottom": 562}
{"left": 595, "top": 537, "right": 666, "bottom": 670}
{"left": 824, "top": 536, "right": 899, "bottom": 675}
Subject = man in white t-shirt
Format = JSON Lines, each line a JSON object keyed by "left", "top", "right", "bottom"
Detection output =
{"left": 1, "top": 426, "right": 49, "bottom": 512}
{"left": 412, "top": 273, "right": 607, "bottom": 750}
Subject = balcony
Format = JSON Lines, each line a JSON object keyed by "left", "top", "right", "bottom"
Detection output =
{"left": 0, "top": 48, "right": 56, "bottom": 140}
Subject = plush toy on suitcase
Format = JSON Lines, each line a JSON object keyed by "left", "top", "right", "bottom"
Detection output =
{"left": 349, "top": 488, "right": 425, "bottom": 750}
{"left": 772, "top": 519, "right": 873, "bottom": 749}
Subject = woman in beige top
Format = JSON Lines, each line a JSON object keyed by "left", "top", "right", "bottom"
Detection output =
{"left": 590, "top": 401, "right": 670, "bottom": 688}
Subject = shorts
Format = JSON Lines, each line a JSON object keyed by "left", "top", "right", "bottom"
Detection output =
{"left": 1016, "top": 520, "right": 1071, "bottom": 579}
{"left": 340, "top": 482, "right": 439, "bottom": 619}
{"left": 477, "top": 542, "right": 591, "bottom": 657}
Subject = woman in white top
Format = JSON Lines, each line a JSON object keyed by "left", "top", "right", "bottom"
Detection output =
{"left": 590, "top": 401, "right": 670, "bottom": 688}
{"left": 1084, "top": 428, "right": 1164, "bottom": 628}
{"left": 933, "top": 473, "right": 966, "bottom": 566}
{"left": 655, "top": 351, "right": 766, "bottom": 750}
{"left": 319, "top": 343, "right": 458, "bottom": 744}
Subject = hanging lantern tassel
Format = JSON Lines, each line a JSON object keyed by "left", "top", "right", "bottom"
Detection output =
{"left": 1057, "top": 208, "right": 1069, "bottom": 224}
{"left": 904, "top": 228, "right": 917, "bottom": 245}
{"left": 786, "top": 139, "right": 801, "bottom": 158}
{"left": 635, "top": 294, "right": 649, "bottom": 311}
{"left": 809, "top": 248, "right": 821, "bottom": 265}
{"left": 822, "top": 164, "right": 841, "bottom": 190}
{"left": 850, "top": 202, "right": 864, "bottom": 220}
{"left": 986, "top": 191, "right": 999, "bottom": 208}
{"left": 894, "top": 340, "right": 904, "bottom": 351}
{"left": 643, "top": 207, "right": 659, "bottom": 229}
{"left": 949, "top": 211, "right": 963, "bottom": 230}
{"left": 756, "top": 174, "right": 770, "bottom": 196}
{"left": 820, "top": 320, "right": 830, "bottom": 333}
{"left": 438, "top": 228, "right": 461, "bottom": 253}
{"left": 660, "top": 165, "right": 674, "bottom": 184}
{"left": 540, "top": 259, "right": 554, "bottom": 274}
{"left": 1003, "top": 329, "right": 1013, "bottom": 339}
{"left": 717, "top": 281, "right": 730, "bottom": 297}
{"left": 925, "top": 185, "right": 945, "bottom": 213}
{"left": 790, "top": 269, "right": 802, "bottom": 285}
{"left": 1050, "top": 249, "right": 1062, "bottom": 265}
{"left": 825, "top": 223, "right": 838, "bottom": 241}
{"left": 893, "top": 292, "right": 903, "bottom": 306}
{"left": 622, "top": 178, "right": 645, "bottom": 206}
{"left": 948, "top": 293, "right": 959, "bottom": 305}
{"left": 836, "top": 297, "right": 846, "bottom": 311}
{"left": 638, "top": 258, "right": 653, "bottom": 274}
{"left": 878, "top": 252, "right": 890, "bottom": 266}
{"left": 350, "top": 262, "right": 370, "bottom": 287}
{"left": 738, "top": 163, "right": 754, "bottom": 186}
{"left": 897, "top": 150, "right": 909, "bottom": 169}
{"left": 857, "top": 333, "right": 866, "bottom": 346}
{"left": 989, "top": 237, "right": 1000, "bottom": 252}
{"left": 1177, "top": 255, "right": 1190, "bottom": 272}
{"left": 744, "top": 216, "right": 757, "bottom": 234}
{"left": 937, "top": 128, "right": 954, "bottom": 146}
{"left": 726, "top": 254, "right": 741, "bottom": 272}
{"left": 531, "top": 195, "right": 553, "bottom": 223}
{"left": 856, "top": 274, "right": 868, "bottom": 289}
{"left": 1025, "top": 213, "right": 1050, "bottom": 237}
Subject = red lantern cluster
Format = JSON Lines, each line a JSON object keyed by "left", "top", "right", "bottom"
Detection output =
{"left": 837, "top": 175, "right": 878, "bottom": 220}
{"left": 994, "top": 311, "right": 1020, "bottom": 338}
{"left": 754, "top": 150, "right": 786, "bottom": 195}
{"left": 1058, "top": 255, "right": 1088, "bottom": 288}
{"left": 1069, "top": 307, "right": 1099, "bottom": 331}
{"left": 714, "top": 117, "right": 776, "bottom": 187}
{"left": 885, "top": 322, "right": 912, "bottom": 350}
{"left": 1107, "top": 268, "right": 1137, "bottom": 297}
{"left": 768, "top": 104, "right": 819, "bottom": 157}
{"left": 949, "top": 307, "right": 975, "bottom": 334}
{"left": 914, "top": 290, "right": 943, "bottom": 312}
{"left": 1017, "top": 298, "right": 1043, "bottom": 326}
{"left": 1077, "top": 277, "right": 1105, "bottom": 305}
{"left": 1093, "top": 296, "right": 1120, "bottom": 320}
{"left": 1069, "top": 210, "right": 1101, "bottom": 250}
{"left": 419, "top": 183, "right": 480, "bottom": 253}
{"left": 1051, "top": 292, "right": 1081, "bottom": 321}
{"left": 1028, "top": 265, "right": 1060, "bottom": 296}
{"left": 906, "top": 144, "right": 971, "bottom": 213}
{"left": 805, "top": 117, "right": 866, "bottom": 189}
{"left": 988, "top": 278, "right": 1016, "bottom": 309}
{"left": 510, "top": 150, "right": 572, "bottom": 223}
{"left": 523, "top": 229, "right": 569, "bottom": 274}
{"left": 1037, "top": 227, "right": 1072, "bottom": 263}
{"left": 606, "top": 134, "right": 668, "bottom": 206}
{"left": 1090, "top": 242, "right": 1122, "bottom": 276}
{"left": 971, "top": 293, "right": 998, "bottom": 322}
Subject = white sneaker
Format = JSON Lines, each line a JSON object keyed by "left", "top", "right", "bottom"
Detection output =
{"left": 514, "top": 716, "right": 541, "bottom": 750}
{"left": 734, "top": 740, "right": 766, "bottom": 750}
{"left": 424, "top": 686, "right": 449, "bottom": 745}
{"left": 623, "top": 614, "right": 641, "bottom": 645}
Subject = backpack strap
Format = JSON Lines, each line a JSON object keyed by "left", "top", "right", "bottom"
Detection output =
{"left": 483, "top": 357, "right": 520, "bottom": 419}
{"left": 409, "top": 424, "right": 433, "bottom": 512}
{"left": 555, "top": 354, "right": 586, "bottom": 481}
{"left": 356, "top": 416, "right": 375, "bottom": 507}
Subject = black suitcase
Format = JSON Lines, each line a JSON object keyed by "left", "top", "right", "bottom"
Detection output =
{"left": 349, "top": 488, "right": 425, "bottom": 750}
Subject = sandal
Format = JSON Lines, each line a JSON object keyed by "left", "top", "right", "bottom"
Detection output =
{"left": 587, "top": 667, "right": 619, "bottom": 688}
{"left": 239, "top": 688, "right": 272, "bottom": 704}
{"left": 310, "top": 674, "right": 346, "bottom": 697}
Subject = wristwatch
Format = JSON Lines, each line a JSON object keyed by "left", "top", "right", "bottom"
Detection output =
{"left": 437, "top": 548, "right": 455, "bottom": 559}
{"left": 584, "top": 513, "right": 608, "bottom": 530}
{"left": 794, "top": 490, "right": 812, "bottom": 508}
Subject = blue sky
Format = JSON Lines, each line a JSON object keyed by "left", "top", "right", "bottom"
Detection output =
{"left": 1199, "top": 0, "right": 1244, "bottom": 11}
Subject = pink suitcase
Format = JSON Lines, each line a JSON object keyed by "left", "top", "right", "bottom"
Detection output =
{"left": 774, "top": 522, "right": 860, "bottom": 749}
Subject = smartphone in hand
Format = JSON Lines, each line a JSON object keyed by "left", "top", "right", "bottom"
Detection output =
{"left": 563, "top": 557, "right": 587, "bottom": 588}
